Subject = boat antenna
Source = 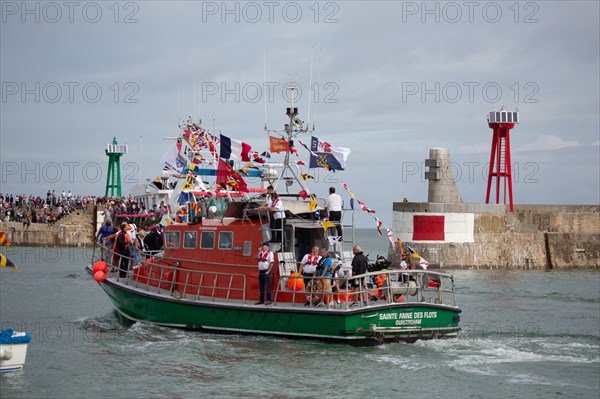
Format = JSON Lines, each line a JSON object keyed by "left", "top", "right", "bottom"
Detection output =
{"left": 307, "top": 47, "right": 314, "bottom": 130}
{"left": 263, "top": 47, "right": 268, "bottom": 131}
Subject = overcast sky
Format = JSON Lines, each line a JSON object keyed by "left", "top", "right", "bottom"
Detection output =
{"left": 1, "top": 1, "right": 598, "bottom": 227}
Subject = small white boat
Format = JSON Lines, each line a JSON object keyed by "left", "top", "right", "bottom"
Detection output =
{"left": 0, "top": 329, "right": 31, "bottom": 373}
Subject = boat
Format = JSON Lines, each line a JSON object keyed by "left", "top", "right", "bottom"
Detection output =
{"left": 0, "top": 329, "right": 31, "bottom": 373}
{"left": 87, "top": 106, "right": 462, "bottom": 346}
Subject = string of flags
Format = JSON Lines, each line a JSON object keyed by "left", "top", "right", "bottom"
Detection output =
{"left": 0, "top": 231, "right": 17, "bottom": 270}
{"left": 339, "top": 181, "right": 429, "bottom": 269}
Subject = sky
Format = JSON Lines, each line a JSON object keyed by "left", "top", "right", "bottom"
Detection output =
{"left": 1, "top": 0, "right": 599, "bottom": 228}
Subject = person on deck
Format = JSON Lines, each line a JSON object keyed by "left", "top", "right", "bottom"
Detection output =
{"left": 258, "top": 185, "right": 275, "bottom": 232}
{"left": 400, "top": 251, "right": 415, "bottom": 282}
{"left": 298, "top": 246, "right": 321, "bottom": 306}
{"left": 144, "top": 226, "right": 163, "bottom": 252}
{"left": 351, "top": 245, "right": 369, "bottom": 306}
{"left": 325, "top": 187, "right": 343, "bottom": 237}
{"left": 95, "top": 219, "right": 115, "bottom": 261}
{"left": 314, "top": 249, "right": 333, "bottom": 307}
{"left": 256, "top": 242, "right": 274, "bottom": 305}
{"left": 267, "top": 192, "right": 285, "bottom": 243}
{"left": 104, "top": 222, "right": 132, "bottom": 278}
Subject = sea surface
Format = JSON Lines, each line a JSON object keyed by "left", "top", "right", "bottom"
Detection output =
{"left": 1, "top": 230, "right": 599, "bottom": 399}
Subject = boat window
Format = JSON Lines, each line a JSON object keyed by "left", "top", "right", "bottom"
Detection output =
{"left": 243, "top": 241, "right": 252, "bottom": 256}
{"left": 200, "top": 231, "right": 215, "bottom": 249}
{"left": 183, "top": 231, "right": 197, "bottom": 249}
{"left": 164, "top": 231, "right": 180, "bottom": 249}
{"left": 218, "top": 231, "right": 233, "bottom": 250}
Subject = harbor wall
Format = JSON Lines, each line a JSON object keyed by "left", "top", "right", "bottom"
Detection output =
{"left": 0, "top": 208, "right": 95, "bottom": 247}
{"left": 391, "top": 203, "right": 600, "bottom": 269}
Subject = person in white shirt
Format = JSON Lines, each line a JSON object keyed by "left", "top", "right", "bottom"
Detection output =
{"left": 259, "top": 185, "right": 275, "bottom": 235}
{"left": 325, "top": 187, "right": 343, "bottom": 237}
{"left": 268, "top": 192, "right": 285, "bottom": 243}
{"left": 298, "top": 246, "right": 321, "bottom": 306}
{"left": 256, "top": 242, "right": 274, "bottom": 305}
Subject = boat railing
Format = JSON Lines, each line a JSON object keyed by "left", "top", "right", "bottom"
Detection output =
{"left": 273, "top": 268, "right": 457, "bottom": 309}
{"left": 339, "top": 269, "right": 458, "bottom": 308}
{"left": 92, "top": 245, "right": 249, "bottom": 304}
{"left": 91, "top": 244, "right": 457, "bottom": 309}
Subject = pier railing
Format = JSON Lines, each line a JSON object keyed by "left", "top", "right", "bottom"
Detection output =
{"left": 91, "top": 244, "right": 457, "bottom": 309}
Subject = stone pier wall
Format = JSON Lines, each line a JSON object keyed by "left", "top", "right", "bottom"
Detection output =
{"left": 391, "top": 203, "right": 600, "bottom": 269}
{"left": 0, "top": 208, "right": 96, "bottom": 247}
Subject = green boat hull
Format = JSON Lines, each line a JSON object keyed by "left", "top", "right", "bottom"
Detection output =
{"left": 97, "top": 277, "right": 461, "bottom": 345}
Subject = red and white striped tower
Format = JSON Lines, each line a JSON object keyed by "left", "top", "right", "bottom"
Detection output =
{"left": 485, "top": 108, "right": 519, "bottom": 212}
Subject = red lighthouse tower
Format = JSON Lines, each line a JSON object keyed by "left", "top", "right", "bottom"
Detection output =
{"left": 485, "top": 108, "right": 519, "bottom": 212}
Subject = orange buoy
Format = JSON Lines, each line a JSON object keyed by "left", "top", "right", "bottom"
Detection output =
{"left": 338, "top": 291, "right": 355, "bottom": 302}
{"left": 92, "top": 260, "right": 108, "bottom": 274}
{"left": 287, "top": 272, "right": 304, "bottom": 291}
{"left": 94, "top": 271, "right": 106, "bottom": 283}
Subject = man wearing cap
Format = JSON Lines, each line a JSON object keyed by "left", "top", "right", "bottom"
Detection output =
{"left": 256, "top": 242, "right": 274, "bottom": 305}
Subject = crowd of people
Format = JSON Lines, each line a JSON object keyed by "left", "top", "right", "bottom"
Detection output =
{"left": 96, "top": 218, "right": 165, "bottom": 277}
{"left": 255, "top": 242, "right": 372, "bottom": 308}
{"left": 0, "top": 191, "right": 101, "bottom": 226}
{"left": 0, "top": 190, "right": 168, "bottom": 228}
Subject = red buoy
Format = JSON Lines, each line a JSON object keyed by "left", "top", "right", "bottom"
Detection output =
{"left": 94, "top": 271, "right": 106, "bottom": 283}
{"left": 92, "top": 260, "right": 108, "bottom": 274}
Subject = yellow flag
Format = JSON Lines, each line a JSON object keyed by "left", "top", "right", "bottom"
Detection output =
{"left": 321, "top": 221, "right": 335, "bottom": 231}
{"left": 309, "top": 195, "right": 317, "bottom": 212}
{"left": 0, "top": 253, "right": 17, "bottom": 270}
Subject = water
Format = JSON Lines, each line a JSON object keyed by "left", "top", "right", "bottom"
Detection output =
{"left": 1, "top": 234, "right": 599, "bottom": 398}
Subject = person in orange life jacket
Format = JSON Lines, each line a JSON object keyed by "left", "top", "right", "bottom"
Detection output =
{"left": 298, "top": 246, "right": 321, "bottom": 306}
{"left": 314, "top": 249, "right": 333, "bottom": 307}
{"left": 267, "top": 192, "right": 285, "bottom": 243}
{"left": 104, "top": 222, "right": 132, "bottom": 278}
{"left": 255, "top": 242, "right": 274, "bottom": 305}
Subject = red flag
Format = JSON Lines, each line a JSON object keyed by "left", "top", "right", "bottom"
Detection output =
{"left": 387, "top": 229, "right": 396, "bottom": 249}
{"left": 269, "top": 136, "right": 289, "bottom": 153}
{"left": 298, "top": 189, "right": 308, "bottom": 200}
{"left": 357, "top": 199, "right": 376, "bottom": 214}
{"left": 252, "top": 152, "right": 266, "bottom": 164}
{"left": 217, "top": 158, "right": 248, "bottom": 192}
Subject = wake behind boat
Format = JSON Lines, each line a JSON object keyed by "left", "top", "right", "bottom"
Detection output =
{"left": 87, "top": 106, "right": 461, "bottom": 346}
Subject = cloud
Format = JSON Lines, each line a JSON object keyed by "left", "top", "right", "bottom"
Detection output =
{"left": 515, "top": 135, "right": 581, "bottom": 152}
{"left": 592, "top": 140, "right": 600, "bottom": 146}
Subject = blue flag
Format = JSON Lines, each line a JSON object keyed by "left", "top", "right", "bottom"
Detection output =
{"left": 308, "top": 136, "right": 350, "bottom": 171}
